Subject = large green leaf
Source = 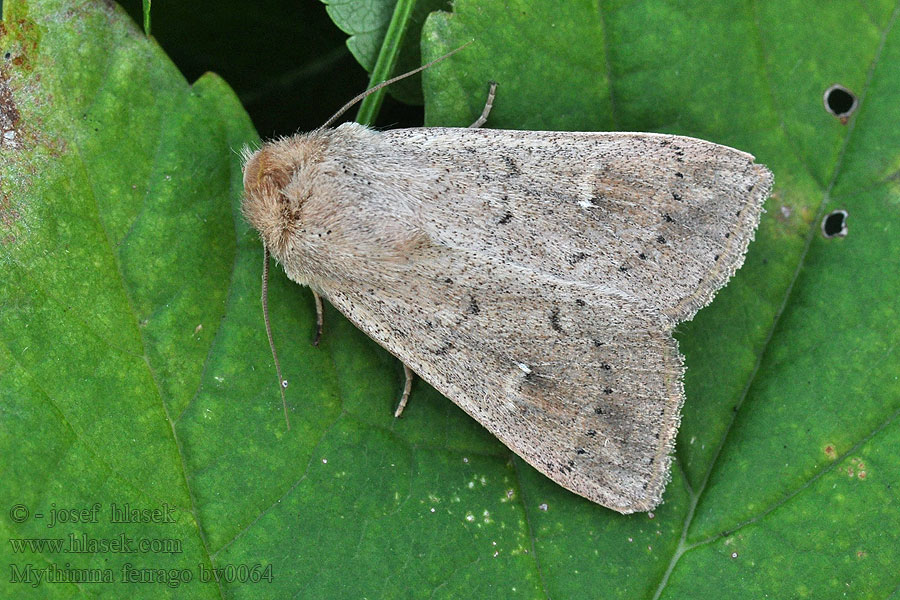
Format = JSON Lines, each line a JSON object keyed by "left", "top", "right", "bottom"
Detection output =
{"left": 1, "top": 1, "right": 898, "bottom": 599}
{"left": 0, "top": 1, "right": 257, "bottom": 597}
{"left": 420, "top": 0, "right": 900, "bottom": 596}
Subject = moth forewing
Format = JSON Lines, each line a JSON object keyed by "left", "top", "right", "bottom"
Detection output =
{"left": 241, "top": 121, "right": 772, "bottom": 513}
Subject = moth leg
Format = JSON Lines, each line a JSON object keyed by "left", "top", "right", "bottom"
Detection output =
{"left": 468, "top": 81, "right": 497, "bottom": 129}
{"left": 312, "top": 290, "right": 324, "bottom": 346}
{"left": 394, "top": 364, "right": 414, "bottom": 418}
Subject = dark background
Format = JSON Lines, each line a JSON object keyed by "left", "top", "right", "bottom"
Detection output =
{"left": 117, "top": 0, "right": 424, "bottom": 137}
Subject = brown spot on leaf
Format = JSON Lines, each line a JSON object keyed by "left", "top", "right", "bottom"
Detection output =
{"left": 0, "top": 192, "right": 20, "bottom": 228}
{"left": 0, "top": 73, "right": 21, "bottom": 149}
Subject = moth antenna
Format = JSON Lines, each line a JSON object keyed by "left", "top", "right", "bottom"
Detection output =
{"left": 320, "top": 40, "right": 473, "bottom": 129}
{"left": 262, "top": 245, "right": 290, "bottom": 430}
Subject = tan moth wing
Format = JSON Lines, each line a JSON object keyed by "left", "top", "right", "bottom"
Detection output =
{"left": 325, "top": 251, "right": 685, "bottom": 512}
{"left": 384, "top": 128, "right": 773, "bottom": 323}
{"left": 242, "top": 123, "right": 772, "bottom": 512}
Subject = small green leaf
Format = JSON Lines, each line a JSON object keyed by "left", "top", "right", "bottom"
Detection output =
{"left": 321, "top": 0, "right": 451, "bottom": 105}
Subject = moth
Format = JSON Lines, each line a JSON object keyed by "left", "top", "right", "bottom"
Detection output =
{"left": 241, "top": 68, "right": 772, "bottom": 513}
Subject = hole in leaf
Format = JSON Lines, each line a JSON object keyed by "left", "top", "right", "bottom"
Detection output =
{"left": 821, "top": 209, "right": 848, "bottom": 238}
{"left": 823, "top": 85, "right": 858, "bottom": 122}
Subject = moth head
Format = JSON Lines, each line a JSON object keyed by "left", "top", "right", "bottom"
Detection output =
{"left": 241, "top": 139, "right": 320, "bottom": 260}
{"left": 240, "top": 139, "right": 318, "bottom": 433}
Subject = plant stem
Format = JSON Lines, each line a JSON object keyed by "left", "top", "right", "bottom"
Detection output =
{"left": 355, "top": 0, "right": 417, "bottom": 125}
